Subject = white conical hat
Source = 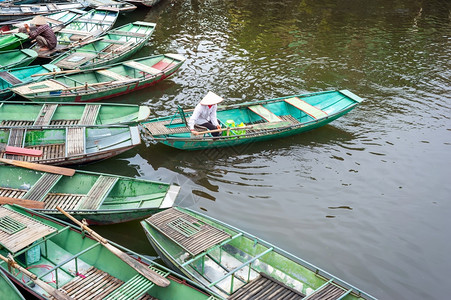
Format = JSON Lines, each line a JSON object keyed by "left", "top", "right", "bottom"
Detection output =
{"left": 31, "top": 16, "right": 48, "bottom": 26}
{"left": 200, "top": 91, "right": 224, "bottom": 105}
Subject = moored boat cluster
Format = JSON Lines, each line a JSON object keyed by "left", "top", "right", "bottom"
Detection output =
{"left": 0, "top": 1, "right": 374, "bottom": 300}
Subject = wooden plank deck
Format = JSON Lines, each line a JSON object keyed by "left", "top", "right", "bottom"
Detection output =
{"left": 145, "top": 208, "right": 231, "bottom": 256}
{"left": 77, "top": 176, "right": 118, "bottom": 210}
{"left": 44, "top": 193, "right": 84, "bottom": 210}
{"left": 22, "top": 144, "right": 65, "bottom": 162}
{"left": 285, "top": 97, "right": 328, "bottom": 119}
{"left": 0, "top": 188, "right": 26, "bottom": 199}
{"left": 79, "top": 104, "right": 100, "bottom": 125}
{"left": 229, "top": 273, "right": 305, "bottom": 300}
{"left": 96, "top": 69, "right": 130, "bottom": 81}
{"left": 143, "top": 119, "right": 190, "bottom": 136}
{"left": 0, "top": 206, "right": 57, "bottom": 253}
{"left": 0, "top": 121, "right": 33, "bottom": 127}
{"left": 66, "top": 127, "right": 85, "bottom": 156}
{"left": 34, "top": 104, "right": 58, "bottom": 126}
{"left": 304, "top": 282, "right": 347, "bottom": 300}
{"left": 248, "top": 105, "right": 282, "bottom": 123}
{"left": 23, "top": 173, "right": 62, "bottom": 202}
{"left": 5, "top": 128, "right": 26, "bottom": 160}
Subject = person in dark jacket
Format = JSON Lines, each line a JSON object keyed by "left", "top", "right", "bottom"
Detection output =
{"left": 22, "top": 15, "right": 57, "bottom": 51}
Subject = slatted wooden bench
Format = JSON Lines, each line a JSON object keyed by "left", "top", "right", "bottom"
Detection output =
{"left": 285, "top": 97, "right": 328, "bottom": 119}
{"left": 79, "top": 104, "right": 100, "bottom": 125}
{"left": 146, "top": 208, "right": 231, "bottom": 256}
{"left": 23, "top": 173, "right": 62, "bottom": 202}
{"left": 248, "top": 105, "right": 282, "bottom": 123}
{"left": 66, "top": 127, "right": 85, "bottom": 156}
{"left": 304, "top": 280, "right": 350, "bottom": 300}
{"left": 22, "top": 144, "right": 65, "bottom": 162}
{"left": 77, "top": 176, "right": 118, "bottom": 210}
{"left": 34, "top": 104, "right": 58, "bottom": 126}
{"left": 44, "top": 193, "right": 85, "bottom": 210}
{"left": 96, "top": 69, "right": 130, "bottom": 81}
{"left": 5, "top": 128, "right": 26, "bottom": 159}
{"left": 0, "top": 206, "right": 57, "bottom": 253}
{"left": 123, "top": 61, "right": 162, "bottom": 75}
{"left": 0, "top": 187, "right": 27, "bottom": 199}
{"left": 0, "top": 71, "right": 23, "bottom": 85}
{"left": 143, "top": 119, "right": 190, "bottom": 136}
{"left": 229, "top": 272, "right": 305, "bottom": 300}
{"left": 0, "top": 120, "right": 33, "bottom": 127}
{"left": 108, "top": 30, "right": 148, "bottom": 38}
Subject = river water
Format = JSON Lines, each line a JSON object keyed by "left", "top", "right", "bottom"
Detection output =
{"left": 81, "top": 1, "right": 451, "bottom": 299}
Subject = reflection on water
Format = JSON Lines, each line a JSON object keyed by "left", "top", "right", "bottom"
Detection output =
{"left": 78, "top": 1, "right": 451, "bottom": 299}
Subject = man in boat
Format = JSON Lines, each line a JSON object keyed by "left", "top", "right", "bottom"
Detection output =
{"left": 189, "top": 91, "right": 223, "bottom": 137}
{"left": 20, "top": 15, "right": 57, "bottom": 51}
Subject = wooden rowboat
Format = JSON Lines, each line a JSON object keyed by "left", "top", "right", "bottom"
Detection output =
{"left": 12, "top": 53, "right": 186, "bottom": 102}
{"left": 125, "top": 0, "right": 162, "bottom": 7}
{"left": 0, "top": 64, "right": 60, "bottom": 100}
{"left": 0, "top": 32, "right": 28, "bottom": 51}
{"left": 141, "top": 90, "right": 363, "bottom": 150}
{"left": 0, "top": 268, "right": 24, "bottom": 300}
{"left": 0, "top": 101, "right": 151, "bottom": 126}
{"left": 0, "top": 2, "right": 85, "bottom": 21}
{"left": 0, "top": 124, "right": 141, "bottom": 165}
{"left": 34, "top": 8, "right": 119, "bottom": 59}
{"left": 0, "top": 49, "right": 37, "bottom": 70}
{"left": 141, "top": 207, "right": 376, "bottom": 300}
{"left": 81, "top": 0, "right": 137, "bottom": 13}
{"left": 51, "top": 21, "right": 156, "bottom": 70}
{"left": 0, "top": 164, "right": 180, "bottom": 224}
{"left": 0, "top": 204, "right": 221, "bottom": 299}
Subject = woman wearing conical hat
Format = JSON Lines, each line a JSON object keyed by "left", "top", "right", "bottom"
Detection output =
{"left": 21, "top": 15, "right": 57, "bottom": 51}
{"left": 188, "top": 91, "right": 223, "bottom": 137}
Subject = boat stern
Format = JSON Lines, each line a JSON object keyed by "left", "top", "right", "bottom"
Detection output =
{"left": 160, "top": 185, "right": 180, "bottom": 209}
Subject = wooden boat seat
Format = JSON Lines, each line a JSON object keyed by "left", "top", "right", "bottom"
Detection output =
{"left": 23, "top": 173, "right": 63, "bottom": 202}
{"left": 43, "top": 192, "right": 85, "bottom": 210}
{"left": 285, "top": 97, "right": 328, "bottom": 119}
{"left": 66, "top": 127, "right": 85, "bottom": 156}
{"left": 0, "top": 71, "right": 22, "bottom": 85}
{"left": 229, "top": 272, "right": 305, "bottom": 300}
{"left": 248, "top": 105, "right": 282, "bottom": 123}
{"left": 7, "top": 128, "right": 25, "bottom": 147}
{"left": 145, "top": 208, "right": 231, "bottom": 256}
{"left": 0, "top": 206, "right": 57, "bottom": 253}
{"left": 143, "top": 119, "right": 190, "bottom": 136}
{"left": 13, "top": 79, "right": 68, "bottom": 94}
{"left": 58, "top": 28, "right": 94, "bottom": 36}
{"left": 303, "top": 280, "right": 349, "bottom": 300}
{"left": 108, "top": 30, "right": 147, "bottom": 38}
{"left": 101, "top": 38, "right": 128, "bottom": 45}
{"left": 21, "top": 143, "right": 65, "bottom": 162}
{"left": 0, "top": 187, "right": 27, "bottom": 199}
{"left": 55, "top": 52, "right": 97, "bottom": 69}
{"left": 34, "top": 104, "right": 58, "bottom": 126}
{"left": 77, "top": 175, "right": 118, "bottom": 210}
{"left": 0, "top": 120, "right": 33, "bottom": 127}
{"left": 123, "top": 61, "right": 162, "bottom": 75}
{"left": 96, "top": 69, "right": 130, "bottom": 81}
{"left": 79, "top": 104, "right": 100, "bottom": 125}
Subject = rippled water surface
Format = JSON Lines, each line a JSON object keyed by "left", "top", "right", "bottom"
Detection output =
{"left": 81, "top": 1, "right": 451, "bottom": 299}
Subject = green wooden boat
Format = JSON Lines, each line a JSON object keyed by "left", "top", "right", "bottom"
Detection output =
{"left": 0, "top": 124, "right": 141, "bottom": 165}
{"left": 0, "top": 268, "right": 25, "bottom": 300}
{"left": 0, "top": 2, "right": 85, "bottom": 21}
{"left": 34, "top": 8, "right": 119, "bottom": 59}
{"left": 141, "top": 207, "right": 376, "bottom": 300}
{"left": 0, "top": 204, "right": 221, "bottom": 299}
{"left": 0, "top": 101, "right": 150, "bottom": 126}
{"left": 51, "top": 21, "right": 156, "bottom": 70}
{"left": 0, "top": 32, "right": 28, "bottom": 51}
{"left": 141, "top": 90, "right": 363, "bottom": 150}
{"left": 0, "top": 64, "right": 60, "bottom": 100}
{"left": 12, "top": 54, "right": 186, "bottom": 102}
{"left": 0, "top": 49, "right": 37, "bottom": 70}
{"left": 0, "top": 165, "right": 180, "bottom": 224}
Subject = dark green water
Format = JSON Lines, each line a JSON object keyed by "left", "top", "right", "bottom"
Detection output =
{"left": 81, "top": 1, "right": 450, "bottom": 299}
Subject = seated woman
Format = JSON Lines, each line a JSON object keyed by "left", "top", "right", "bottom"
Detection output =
{"left": 188, "top": 91, "right": 223, "bottom": 137}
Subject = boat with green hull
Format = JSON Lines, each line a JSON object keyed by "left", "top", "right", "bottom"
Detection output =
{"left": 0, "top": 124, "right": 141, "bottom": 165}
{"left": 0, "top": 268, "right": 25, "bottom": 300}
{"left": 0, "top": 2, "right": 85, "bottom": 21}
{"left": 0, "top": 165, "right": 180, "bottom": 224}
{"left": 51, "top": 21, "right": 156, "bottom": 70}
{"left": 33, "top": 8, "right": 119, "bottom": 59}
{"left": 0, "top": 32, "right": 28, "bottom": 51}
{"left": 0, "top": 49, "right": 37, "bottom": 70}
{"left": 0, "top": 101, "right": 150, "bottom": 126}
{"left": 0, "top": 64, "right": 60, "bottom": 100}
{"left": 0, "top": 204, "right": 221, "bottom": 299}
{"left": 141, "top": 90, "right": 363, "bottom": 150}
{"left": 141, "top": 207, "right": 376, "bottom": 300}
{"left": 12, "top": 53, "right": 186, "bottom": 102}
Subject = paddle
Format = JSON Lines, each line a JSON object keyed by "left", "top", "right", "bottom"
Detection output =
{"left": 0, "top": 196, "right": 45, "bottom": 209}
{"left": 193, "top": 121, "right": 292, "bottom": 135}
{"left": 0, "top": 158, "right": 75, "bottom": 177}
{"left": 56, "top": 206, "right": 171, "bottom": 288}
{"left": 0, "top": 254, "right": 73, "bottom": 300}
{"left": 31, "top": 69, "right": 81, "bottom": 77}
{"left": 0, "top": 143, "right": 43, "bottom": 157}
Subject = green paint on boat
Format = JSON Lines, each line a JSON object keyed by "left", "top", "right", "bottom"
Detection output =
{"left": 51, "top": 21, "right": 156, "bottom": 70}
{"left": 0, "top": 204, "right": 220, "bottom": 299}
{"left": 0, "top": 165, "right": 179, "bottom": 224}
{"left": 12, "top": 54, "right": 186, "bottom": 102}
{"left": 0, "top": 268, "right": 25, "bottom": 300}
{"left": 0, "top": 33, "right": 28, "bottom": 51}
{"left": 141, "top": 90, "right": 363, "bottom": 150}
{"left": 0, "top": 49, "right": 38, "bottom": 70}
{"left": 141, "top": 207, "right": 376, "bottom": 300}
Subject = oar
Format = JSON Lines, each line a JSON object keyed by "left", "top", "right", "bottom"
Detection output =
{"left": 0, "top": 196, "right": 45, "bottom": 209}
{"left": 0, "top": 158, "right": 75, "bottom": 177}
{"left": 56, "top": 206, "right": 171, "bottom": 287}
{"left": 193, "top": 121, "right": 292, "bottom": 135}
{"left": 31, "top": 69, "right": 81, "bottom": 77}
{"left": 0, "top": 254, "right": 73, "bottom": 300}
